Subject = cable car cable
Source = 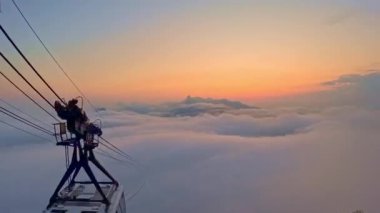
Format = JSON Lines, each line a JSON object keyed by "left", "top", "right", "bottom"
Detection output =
{"left": 97, "top": 147, "right": 135, "bottom": 167}
{"left": 100, "top": 136, "right": 136, "bottom": 161}
{"left": 99, "top": 140, "right": 138, "bottom": 166}
{"left": 0, "top": 109, "right": 53, "bottom": 136}
{"left": 0, "top": 51, "right": 56, "bottom": 109}
{"left": 0, "top": 25, "right": 66, "bottom": 105}
{"left": 10, "top": 0, "right": 99, "bottom": 114}
{"left": 0, "top": 106, "right": 53, "bottom": 134}
{"left": 0, "top": 70, "right": 59, "bottom": 122}
{"left": 0, "top": 97, "right": 51, "bottom": 127}
{"left": 2, "top": 23, "right": 135, "bottom": 170}
{"left": 0, "top": 118, "right": 50, "bottom": 141}
{"left": 98, "top": 140, "right": 137, "bottom": 165}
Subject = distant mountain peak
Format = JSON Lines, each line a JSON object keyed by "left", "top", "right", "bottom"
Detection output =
{"left": 117, "top": 96, "right": 257, "bottom": 117}
{"left": 183, "top": 96, "right": 255, "bottom": 109}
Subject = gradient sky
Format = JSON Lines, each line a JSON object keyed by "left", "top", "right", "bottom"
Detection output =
{"left": 2, "top": 2, "right": 380, "bottom": 212}
{"left": 1, "top": 0, "right": 380, "bottom": 104}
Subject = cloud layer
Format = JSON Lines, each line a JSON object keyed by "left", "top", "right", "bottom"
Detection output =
{"left": 1, "top": 72, "right": 380, "bottom": 212}
{"left": 1, "top": 105, "right": 380, "bottom": 213}
{"left": 106, "top": 108, "right": 380, "bottom": 213}
{"left": 266, "top": 71, "right": 380, "bottom": 110}
{"left": 116, "top": 96, "right": 257, "bottom": 117}
{"left": 320, "top": 71, "right": 380, "bottom": 108}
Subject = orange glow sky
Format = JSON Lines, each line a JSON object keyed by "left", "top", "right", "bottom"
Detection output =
{"left": 1, "top": 0, "right": 380, "bottom": 104}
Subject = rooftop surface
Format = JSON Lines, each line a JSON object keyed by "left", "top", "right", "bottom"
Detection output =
{"left": 45, "top": 184, "right": 125, "bottom": 213}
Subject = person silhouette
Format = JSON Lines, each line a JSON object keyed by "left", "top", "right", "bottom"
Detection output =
{"left": 54, "top": 98, "right": 102, "bottom": 141}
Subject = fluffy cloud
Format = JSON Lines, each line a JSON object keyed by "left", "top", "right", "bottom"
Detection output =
{"left": 1, "top": 105, "right": 380, "bottom": 213}
{"left": 321, "top": 73, "right": 365, "bottom": 86}
{"left": 103, "top": 108, "right": 380, "bottom": 213}
{"left": 100, "top": 110, "right": 316, "bottom": 138}
{"left": 320, "top": 71, "right": 380, "bottom": 90}
{"left": 1, "top": 73, "right": 380, "bottom": 212}
{"left": 116, "top": 96, "right": 257, "bottom": 117}
{"left": 320, "top": 71, "right": 380, "bottom": 108}
{"left": 266, "top": 71, "right": 380, "bottom": 110}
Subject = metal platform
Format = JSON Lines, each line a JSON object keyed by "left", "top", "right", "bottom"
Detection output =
{"left": 46, "top": 121, "right": 125, "bottom": 212}
{"left": 45, "top": 184, "right": 126, "bottom": 213}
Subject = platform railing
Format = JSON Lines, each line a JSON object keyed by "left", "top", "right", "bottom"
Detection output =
{"left": 53, "top": 123, "right": 75, "bottom": 146}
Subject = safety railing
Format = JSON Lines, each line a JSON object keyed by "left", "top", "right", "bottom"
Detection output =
{"left": 53, "top": 123, "right": 75, "bottom": 146}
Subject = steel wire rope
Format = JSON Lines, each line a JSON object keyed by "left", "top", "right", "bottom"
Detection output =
{"left": 0, "top": 106, "right": 53, "bottom": 134}
{"left": 0, "top": 25, "right": 66, "bottom": 105}
{"left": 0, "top": 97, "right": 51, "bottom": 127}
{"left": 0, "top": 51, "right": 56, "bottom": 109}
{"left": 0, "top": 69, "right": 59, "bottom": 122}
{"left": 0, "top": 108, "right": 53, "bottom": 136}
{"left": 0, "top": 118, "right": 50, "bottom": 141}
{"left": 7, "top": 2, "right": 98, "bottom": 113}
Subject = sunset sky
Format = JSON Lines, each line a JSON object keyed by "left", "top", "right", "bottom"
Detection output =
{"left": 2, "top": 1, "right": 380, "bottom": 213}
{"left": 1, "top": 0, "right": 379, "bottom": 104}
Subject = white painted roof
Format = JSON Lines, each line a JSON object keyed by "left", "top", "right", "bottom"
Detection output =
{"left": 45, "top": 184, "right": 125, "bottom": 213}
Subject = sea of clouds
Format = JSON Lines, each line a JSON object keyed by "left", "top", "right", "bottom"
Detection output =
{"left": 0, "top": 71, "right": 380, "bottom": 212}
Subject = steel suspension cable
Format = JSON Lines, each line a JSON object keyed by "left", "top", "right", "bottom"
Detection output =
{"left": 0, "top": 118, "right": 50, "bottom": 141}
{"left": 0, "top": 25, "right": 66, "bottom": 105}
{"left": 97, "top": 147, "right": 135, "bottom": 166}
{"left": 0, "top": 106, "right": 53, "bottom": 134}
{"left": 96, "top": 146, "right": 147, "bottom": 202}
{"left": 0, "top": 51, "right": 55, "bottom": 108}
{"left": 99, "top": 140, "right": 147, "bottom": 172}
{"left": 3, "top": 10, "right": 138, "bottom": 169}
{"left": 0, "top": 108, "right": 53, "bottom": 136}
{"left": 2, "top": 7, "right": 146, "bottom": 192}
{"left": 10, "top": 0, "right": 98, "bottom": 113}
{"left": 98, "top": 140, "right": 139, "bottom": 166}
{"left": 0, "top": 97, "right": 51, "bottom": 127}
{"left": 0, "top": 70, "right": 59, "bottom": 122}
{"left": 100, "top": 136, "right": 136, "bottom": 161}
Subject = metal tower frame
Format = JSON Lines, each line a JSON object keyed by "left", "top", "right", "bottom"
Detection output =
{"left": 47, "top": 123, "right": 119, "bottom": 209}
